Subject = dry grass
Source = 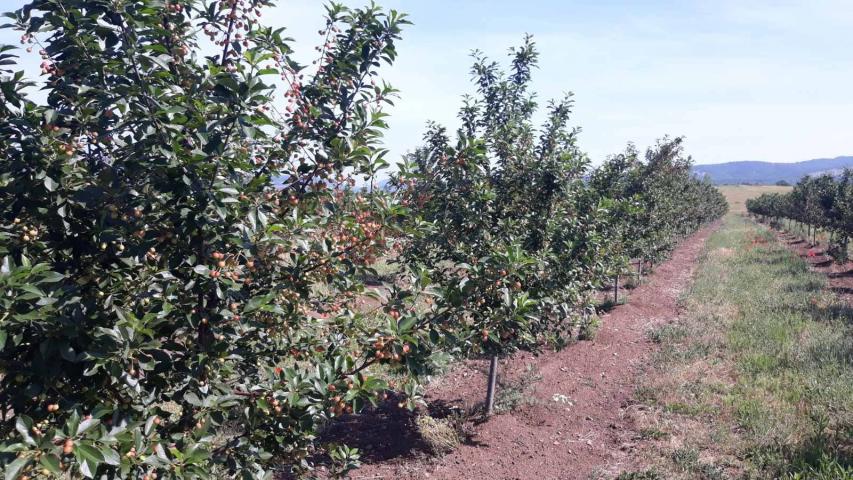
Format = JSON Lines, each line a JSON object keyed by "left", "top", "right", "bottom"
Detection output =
{"left": 717, "top": 185, "right": 793, "bottom": 214}
{"left": 628, "top": 299, "right": 745, "bottom": 479}
{"left": 415, "top": 414, "right": 461, "bottom": 455}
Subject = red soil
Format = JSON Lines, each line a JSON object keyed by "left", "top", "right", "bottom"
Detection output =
{"left": 339, "top": 223, "right": 719, "bottom": 480}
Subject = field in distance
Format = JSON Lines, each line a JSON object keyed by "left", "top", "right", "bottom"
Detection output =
{"left": 717, "top": 184, "right": 793, "bottom": 214}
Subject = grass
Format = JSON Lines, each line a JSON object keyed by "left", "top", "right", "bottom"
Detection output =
{"left": 620, "top": 213, "right": 853, "bottom": 479}
{"left": 615, "top": 471, "right": 663, "bottom": 480}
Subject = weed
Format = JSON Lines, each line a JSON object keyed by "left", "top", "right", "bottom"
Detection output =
{"left": 615, "top": 469, "right": 663, "bottom": 479}
{"left": 639, "top": 428, "right": 669, "bottom": 440}
{"left": 578, "top": 314, "right": 602, "bottom": 341}
{"left": 493, "top": 364, "right": 542, "bottom": 414}
{"left": 785, "top": 454, "right": 853, "bottom": 479}
{"left": 647, "top": 324, "right": 687, "bottom": 344}
{"left": 697, "top": 462, "right": 727, "bottom": 480}
{"left": 671, "top": 446, "right": 700, "bottom": 471}
{"left": 634, "top": 385, "right": 658, "bottom": 405}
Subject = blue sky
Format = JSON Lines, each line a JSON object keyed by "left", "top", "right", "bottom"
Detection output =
{"left": 2, "top": 0, "right": 852, "bottom": 165}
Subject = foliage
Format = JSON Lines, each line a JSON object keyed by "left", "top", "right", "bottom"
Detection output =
{"left": 590, "top": 139, "right": 728, "bottom": 267}
{"left": 395, "top": 36, "right": 616, "bottom": 363}
{"left": 0, "top": 1, "right": 427, "bottom": 478}
{"left": 0, "top": 1, "right": 730, "bottom": 477}
{"left": 393, "top": 38, "right": 727, "bottom": 394}
{"left": 747, "top": 171, "right": 853, "bottom": 261}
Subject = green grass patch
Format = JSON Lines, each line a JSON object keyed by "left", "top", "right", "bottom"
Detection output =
{"left": 672, "top": 214, "right": 853, "bottom": 478}
{"left": 615, "top": 470, "right": 664, "bottom": 480}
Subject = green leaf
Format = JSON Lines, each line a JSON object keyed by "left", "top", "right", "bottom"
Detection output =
{"left": 397, "top": 315, "right": 416, "bottom": 333}
{"left": 41, "top": 271, "right": 65, "bottom": 283}
{"left": 4, "top": 456, "right": 31, "bottom": 480}
{"left": 76, "top": 417, "right": 100, "bottom": 435}
{"left": 75, "top": 443, "right": 104, "bottom": 478}
{"left": 39, "top": 454, "right": 63, "bottom": 475}
{"left": 15, "top": 416, "right": 36, "bottom": 446}
{"left": 100, "top": 447, "right": 121, "bottom": 466}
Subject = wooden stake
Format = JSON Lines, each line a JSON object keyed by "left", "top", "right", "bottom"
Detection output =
{"left": 485, "top": 355, "right": 499, "bottom": 416}
{"left": 613, "top": 275, "right": 619, "bottom": 304}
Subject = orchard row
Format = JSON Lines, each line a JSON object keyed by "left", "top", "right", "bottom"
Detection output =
{"left": 746, "top": 172, "right": 853, "bottom": 261}
{"left": 0, "top": 1, "right": 725, "bottom": 479}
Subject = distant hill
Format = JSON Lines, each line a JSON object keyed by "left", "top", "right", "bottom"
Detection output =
{"left": 692, "top": 156, "right": 853, "bottom": 185}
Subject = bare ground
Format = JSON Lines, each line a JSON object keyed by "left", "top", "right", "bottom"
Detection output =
{"left": 341, "top": 223, "right": 720, "bottom": 480}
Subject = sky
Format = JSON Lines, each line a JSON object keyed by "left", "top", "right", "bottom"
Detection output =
{"left": 2, "top": 0, "right": 852, "bottom": 166}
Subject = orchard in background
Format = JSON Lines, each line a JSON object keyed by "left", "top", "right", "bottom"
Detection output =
{"left": 747, "top": 170, "right": 853, "bottom": 262}
{"left": 393, "top": 38, "right": 727, "bottom": 413}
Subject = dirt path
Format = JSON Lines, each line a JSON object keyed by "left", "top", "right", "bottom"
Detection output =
{"left": 348, "top": 223, "right": 719, "bottom": 480}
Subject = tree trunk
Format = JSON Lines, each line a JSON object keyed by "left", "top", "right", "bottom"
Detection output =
{"left": 485, "top": 355, "right": 499, "bottom": 416}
